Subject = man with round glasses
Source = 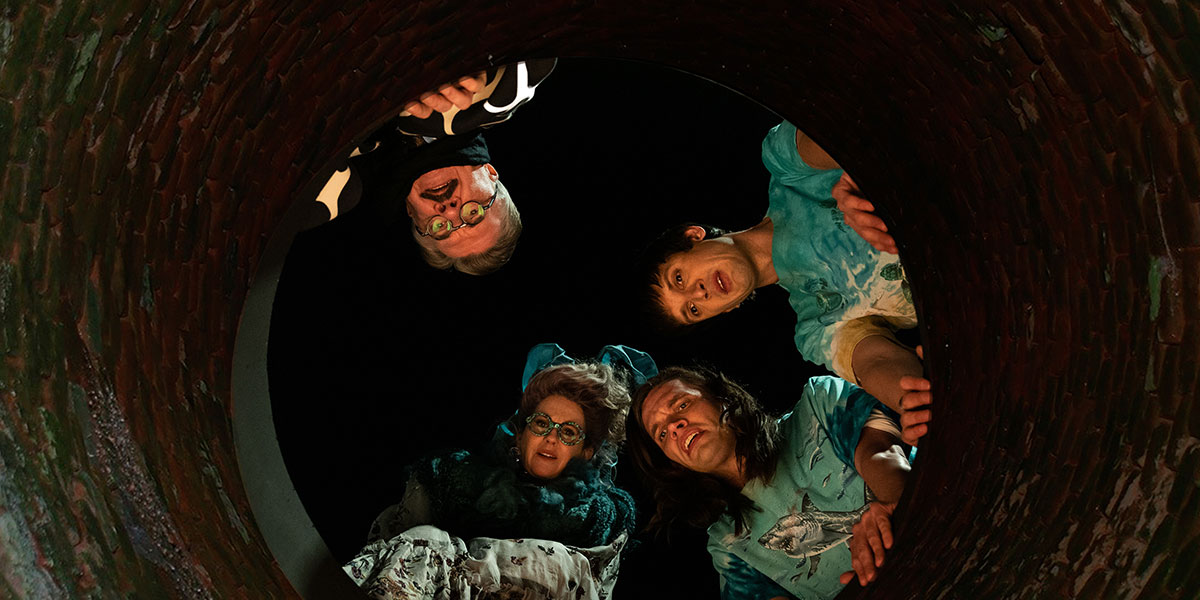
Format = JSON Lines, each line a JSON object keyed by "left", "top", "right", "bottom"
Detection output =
{"left": 311, "top": 60, "right": 555, "bottom": 275}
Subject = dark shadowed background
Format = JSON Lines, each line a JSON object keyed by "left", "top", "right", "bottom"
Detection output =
{"left": 269, "top": 58, "right": 834, "bottom": 596}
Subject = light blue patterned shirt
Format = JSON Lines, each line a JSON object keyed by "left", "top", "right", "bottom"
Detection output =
{"left": 707, "top": 376, "right": 880, "bottom": 600}
{"left": 761, "top": 121, "right": 916, "bottom": 373}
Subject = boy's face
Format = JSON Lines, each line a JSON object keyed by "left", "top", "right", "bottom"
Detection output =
{"left": 654, "top": 227, "right": 758, "bottom": 325}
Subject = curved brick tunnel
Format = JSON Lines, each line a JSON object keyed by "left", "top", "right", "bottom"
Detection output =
{"left": 2, "top": 2, "right": 1198, "bottom": 599}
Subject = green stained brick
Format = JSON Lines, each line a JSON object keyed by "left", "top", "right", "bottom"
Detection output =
{"left": 0, "top": 18, "right": 11, "bottom": 76}
{"left": 65, "top": 29, "right": 101, "bottom": 105}
{"left": 0, "top": 263, "right": 12, "bottom": 355}
{"left": 1152, "top": 61, "right": 1188, "bottom": 126}
{"left": 139, "top": 264, "right": 154, "bottom": 313}
{"left": 0, "top": 261, "right": 11, "bottom": 317}
{"left": 0, "top": 11, "right": 39, "bottom": 96}
{"left": 85, "top": 284, "right": 102, "bottom": 353}
{"left": 37, "top": 407, "right": 59, "bottom": 467}
{"left": 66, "top": 381, "right": 101, "bottom": 463}
{"left": 977, "top": 23, "right": 1008, "bottom": 43}
{"left": 1148, "top": 255, "right": 1165, "bottom": 321}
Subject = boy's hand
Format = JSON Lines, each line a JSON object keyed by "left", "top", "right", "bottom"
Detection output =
{"left": 899, "top": 376, "right": 932, "bottom": 445}
{"left": 898, "top": 345, "right": 930, "bottom": 446}
{"left": 403, "top": 72, "right": 487, "bottom": 119}
{"left": 833, "top": 173, "right": 898, "bottom": 254}
{"left": 839, "top": 501, "right": 897, "bottom": 586}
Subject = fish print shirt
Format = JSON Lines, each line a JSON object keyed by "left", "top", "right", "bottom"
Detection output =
{"left": 707, "top": 376, "right": 881, "bottom": 600}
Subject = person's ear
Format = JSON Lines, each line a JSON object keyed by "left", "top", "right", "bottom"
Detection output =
{"left": 404, "top": 200, "right": 415, "bottom": 218}
{"left": 683, "top": 225, "right": 707, "bottom": 242}
{"left": 483, "top": 163, "right": 499, "bottom": 180}
{"left": 583, "top": 446, "right": 595, "bottom": 461}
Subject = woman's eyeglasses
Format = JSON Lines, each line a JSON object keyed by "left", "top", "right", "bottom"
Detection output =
{"left": 524, "top": 412, "right": 587, "bottom": 446}
{"left": 417, "top": 184, "right": 500, "bottom": 240}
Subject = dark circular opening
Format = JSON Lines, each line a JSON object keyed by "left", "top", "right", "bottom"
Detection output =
{"left": 264, "top": 57, "right": 834, "bottom": 597}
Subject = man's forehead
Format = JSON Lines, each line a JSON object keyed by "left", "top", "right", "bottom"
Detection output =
{"left": 639, "top": 380, "right": 677, "bottom": 424}
{"left": 641, "top": 379, "right": 701, "bottom": 420}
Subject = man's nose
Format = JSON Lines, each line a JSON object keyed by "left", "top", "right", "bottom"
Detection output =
{"left": 689, "top": 280, "right": 708, "bottom": 300}
{"left": 668, "top": 418, "right": 687, "bottom": 437}
{"left": 435, "top": 202, "right": 463, "bottom": 225}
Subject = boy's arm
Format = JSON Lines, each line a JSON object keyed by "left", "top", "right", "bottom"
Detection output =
{"left": 794, "top": 128, "right": 841, "bottom": 170}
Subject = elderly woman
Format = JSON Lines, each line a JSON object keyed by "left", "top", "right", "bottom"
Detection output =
{"left": 344, "top": 343, "right": 656, "bottom": 600}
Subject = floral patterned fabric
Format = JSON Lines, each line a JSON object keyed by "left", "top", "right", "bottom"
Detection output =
{"left": 344, "top": 525, "right": 628, "bottom": 600}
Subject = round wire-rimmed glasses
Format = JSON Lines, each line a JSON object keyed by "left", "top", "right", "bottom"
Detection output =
{"left": 416, "top": 183, "right": 500, "bottom": 240}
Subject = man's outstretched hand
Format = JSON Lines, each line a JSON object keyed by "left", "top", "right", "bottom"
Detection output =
{"left": 833, "top": 173, "right": 898, "bottom": 254}
{"left": 403, "top": 72, "right": 487, "bottom": 119}
{"left": 839, "top": 501, "right": 897, "bottom": 587}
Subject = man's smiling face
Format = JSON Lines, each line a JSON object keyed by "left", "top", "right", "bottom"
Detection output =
{"left": 638, "top": 378, "right": 738, "bottom": 477}
{"left": 406, "top": 163, "right": 505, "bottom": 258}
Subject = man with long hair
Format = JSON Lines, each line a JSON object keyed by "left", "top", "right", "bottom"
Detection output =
{"left": 628, "top": 366, "right": 921, "bottom": 599}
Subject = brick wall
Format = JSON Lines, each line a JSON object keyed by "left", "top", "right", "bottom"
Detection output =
{"left": 0, "top": 1, "right": 1196, "bottom": 598}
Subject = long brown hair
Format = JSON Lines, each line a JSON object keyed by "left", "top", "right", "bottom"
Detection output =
{"left": 627, "top": 366, "right": 782, "bottom": 534}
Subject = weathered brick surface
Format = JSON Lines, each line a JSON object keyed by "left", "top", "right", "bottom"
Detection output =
{"left": 0, "top": 0, "right": 1196, "bottom": 598}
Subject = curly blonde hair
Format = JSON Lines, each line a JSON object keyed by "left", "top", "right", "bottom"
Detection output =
{"left": 518, "top": 362, "right": 631, "bottom": 450}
